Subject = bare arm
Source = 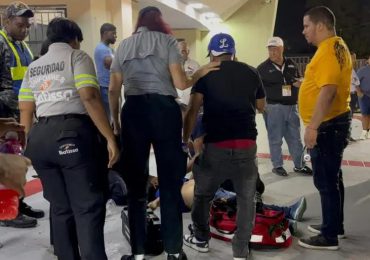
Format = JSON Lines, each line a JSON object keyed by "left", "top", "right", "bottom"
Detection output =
{"left": 19, "top": 102, "right": 35, "bottom": 136}
{"left": 183, "top": 93, "right": 203, "bottom": 143}
{"left": 0, "top": 153, "right": 31, "bottom": 196}
{"left": 356, "top": 85, "right": 363, "bottom": 97}
{"left": 304, "top": 85, "right": 337, "bottom": 148}
{"left": 256, "top": 97, "right": 266, "bottom": 113}
{"left": 78, "top": 87, "right": 119, "bottom": 167}
{"left": 169, "top": 62, "right": 220, "bottom": 90}
{"left": 103, "top": 56, "right": 113, "bottom": 70}
{"left": 308, "top": 85, "right": 337, "bottom": 129}
{"left": 108, "top": 72, "right": 123, "bottom": 135}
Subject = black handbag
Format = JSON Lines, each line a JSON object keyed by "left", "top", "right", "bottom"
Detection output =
{"left": 121, "top": 207, "right": 164, "bottom": 256}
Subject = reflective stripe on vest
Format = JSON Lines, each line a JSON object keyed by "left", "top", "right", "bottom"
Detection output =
{"left": 0, "top": 30, "right": 33, "bottom": 81}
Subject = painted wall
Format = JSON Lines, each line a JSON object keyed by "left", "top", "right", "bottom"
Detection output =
{"left": 173, "top": 0, "right": 278, "bottom": 67}
{"left": 172, "top": 29, "right": 200, "bottom": 62}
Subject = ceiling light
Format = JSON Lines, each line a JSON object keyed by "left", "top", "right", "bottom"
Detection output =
{"left": 188, "top": 3, "right": 204, "bottom": 9}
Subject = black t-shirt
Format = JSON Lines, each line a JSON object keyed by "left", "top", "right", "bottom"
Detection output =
{"left": 257, "top": 58, "right": 300, "bottom": 105}
{"left": 192, "top": 60, "right": 265, "bottom": 143}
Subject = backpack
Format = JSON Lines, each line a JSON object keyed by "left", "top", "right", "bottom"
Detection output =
{"left": 210, "top": 197, "right": 292, "bottom": 249}
{"left": 121, "top": 207, "right": 164, "bottom": 255}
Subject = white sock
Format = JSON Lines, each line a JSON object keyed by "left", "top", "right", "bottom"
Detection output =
{"left": 134, "top": 255, "right": 144, "bottom": 260}
{"left": 233, "top": 258, "right": 246, "bottom": 260}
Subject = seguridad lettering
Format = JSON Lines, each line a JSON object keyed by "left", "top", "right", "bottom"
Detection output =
{"left": 30, "top": 61, "right": 65, "bottom": 77}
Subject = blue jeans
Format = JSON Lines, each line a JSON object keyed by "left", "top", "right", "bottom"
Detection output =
{"left": 310, "top": 112, "right": 351, "bottom": 241}
{"left": 263, "top": 104, "right": 304, "bottom": 168}
{"left": 263, "top": 204, "right": 292, "bottom": 219}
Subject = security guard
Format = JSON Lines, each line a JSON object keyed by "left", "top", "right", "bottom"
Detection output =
{"left": 0, "top": 1, "right": 34, "bottom": 118}
{"left": 0, "top": 1, "right": 44, "bottom": 228}
{"left": 19, "top": 17, "right": 119, "bottom": 260}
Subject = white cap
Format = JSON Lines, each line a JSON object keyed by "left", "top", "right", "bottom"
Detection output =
{"left": 266, "top": 36, "right": 284, "bottom": 47}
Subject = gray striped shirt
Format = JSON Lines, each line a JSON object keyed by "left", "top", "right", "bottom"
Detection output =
{"left": 111, "top": 27, "right": 181, "bottom": 97}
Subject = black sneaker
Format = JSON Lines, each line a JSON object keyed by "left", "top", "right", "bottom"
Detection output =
{"left": 0, "top": 214, "right": 37, "bottom": 228}
{"left": 293, "top": 166, "right": 313, "bottom": 175}
{"left": 272, "top": 167, "right": 288, "bottom": 176}
{"left": 298, "top": 235, "right": 339, "bottom": 250}
{"left": 19, "top": 200, "right": 45, "bottom": 219}
{"left": 167, "top": 250, "right": 187, "bottom": 260}
{"left": 308, "top": 224, "right": 346, "bottom": 239}
{"left": 183, "top": 233, "right": 209, "bottom": 253}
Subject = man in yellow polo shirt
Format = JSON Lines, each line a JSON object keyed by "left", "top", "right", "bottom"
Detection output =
{"left": 298, "top": 6, "right": 351, "bottom": 250}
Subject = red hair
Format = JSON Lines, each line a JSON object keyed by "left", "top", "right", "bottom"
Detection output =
{"left": 134, "top": 9, "right": 172, "bottom": 35}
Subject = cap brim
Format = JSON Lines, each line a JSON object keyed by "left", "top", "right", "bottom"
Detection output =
{"left": 15, "top": 9, "right": 34, "bottom": 18}
{"left": 207, "top": 50, "right": 234, "bottom": 57}
{"left": 267, "top": 44, "right": 283, "bottom": 47}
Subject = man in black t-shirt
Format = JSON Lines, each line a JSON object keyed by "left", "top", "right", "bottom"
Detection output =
{"left": 182, "top": 33, "right": 265, "bottom": 260}
{"left": 257, "top": 37, "right": 312, "bottom": 177}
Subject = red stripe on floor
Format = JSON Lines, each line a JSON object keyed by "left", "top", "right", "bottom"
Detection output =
{"left": 24, "top": 154, "right": 370, "bottom": 197}
{"left": 24, "top": 178, "right": 42, "bottom": 197}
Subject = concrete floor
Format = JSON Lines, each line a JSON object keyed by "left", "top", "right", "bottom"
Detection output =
{"left": 1, "top": 115, "right": 370, "bottom": 260}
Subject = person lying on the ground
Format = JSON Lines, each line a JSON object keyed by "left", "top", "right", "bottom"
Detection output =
{"left": 148, "top": 173, "right": 306, "bottom": 221}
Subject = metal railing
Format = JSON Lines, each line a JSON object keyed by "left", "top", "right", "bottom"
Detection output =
{"left": 289, "top": 56, "right": 367, "bottom": 76}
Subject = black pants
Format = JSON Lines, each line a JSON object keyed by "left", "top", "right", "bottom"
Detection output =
{"left": 310, "top": 112, "right": 351, "bottom": 241}
{"left": 120, "top": 94, "right": 186, "bottom": 255}
{"left": 25, "top": 114, "right": 108, "bottom": 260}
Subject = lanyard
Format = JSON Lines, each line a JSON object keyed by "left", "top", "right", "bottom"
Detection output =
{"left": 272, "top": 62, "right": 287, "bottom": 85}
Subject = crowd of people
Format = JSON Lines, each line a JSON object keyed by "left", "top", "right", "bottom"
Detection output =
{"left": 0, "top": 1, "right": 368, "bottom": 259}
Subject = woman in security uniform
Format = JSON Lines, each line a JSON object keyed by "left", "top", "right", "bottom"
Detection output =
{"left": 18, "top": 18, "right": 119, "bottom": 260}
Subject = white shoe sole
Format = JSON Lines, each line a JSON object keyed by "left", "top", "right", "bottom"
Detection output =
{"left": 298, "top": 240, "right": 339, "bottom": 250}
{"left": 183, "top": 238, "right": 209, "bottom": 253}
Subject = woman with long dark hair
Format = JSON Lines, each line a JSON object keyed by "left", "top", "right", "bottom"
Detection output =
{"left": 109, "top": 6, "right": 219, "bottom": 260}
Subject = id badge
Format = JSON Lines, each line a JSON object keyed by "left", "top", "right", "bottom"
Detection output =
{"left": 282, "top": 85, "right": 292, "bottom": 97}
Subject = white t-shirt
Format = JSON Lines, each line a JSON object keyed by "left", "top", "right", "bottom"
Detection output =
{"left": 176, "top": 58, "right": 200, "bottom": 105}
{"left": 351, "top": 69, "right": 360, "bottom": 92}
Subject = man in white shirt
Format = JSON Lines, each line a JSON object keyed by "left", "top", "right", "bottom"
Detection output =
{"left": 177, "top": 40, "right": 200, "bottom": 105}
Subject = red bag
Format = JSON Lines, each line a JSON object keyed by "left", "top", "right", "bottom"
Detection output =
{"left": 0, "top": 189, "right": 19, "bottom": 220}
{"left": 210, "top": 199, "right": 292, "bottom": 248}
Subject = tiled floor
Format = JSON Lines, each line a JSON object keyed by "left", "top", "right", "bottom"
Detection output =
{"left": 1, "top": 115, "right": 369, "bottom": 260}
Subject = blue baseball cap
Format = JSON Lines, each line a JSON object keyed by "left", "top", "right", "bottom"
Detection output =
{"left": 207, "top": 33, "right": 235, "bottom": 57}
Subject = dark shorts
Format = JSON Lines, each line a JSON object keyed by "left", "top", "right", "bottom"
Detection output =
{"left": 358, "top": 94, "right": 370, "bottom": 115}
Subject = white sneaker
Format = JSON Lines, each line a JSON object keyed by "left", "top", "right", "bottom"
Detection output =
{"left": 359, "top": 130, "right": 368, "bottom": 140}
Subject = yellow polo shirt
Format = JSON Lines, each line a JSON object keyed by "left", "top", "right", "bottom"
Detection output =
{"left": 298, "top": 36, "right": 351, "bottom": 126}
